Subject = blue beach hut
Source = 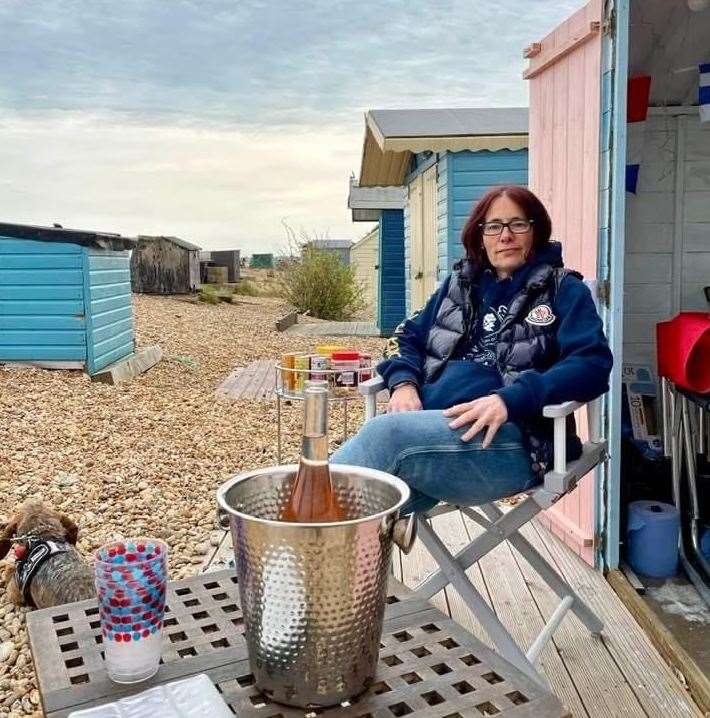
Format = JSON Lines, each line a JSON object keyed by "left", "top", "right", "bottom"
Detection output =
{"left": 355, "top": 107, "right": 529, "bottom": 315}
{"left": 347, "top": 179, "right": 407, "bottom": 335}
{"left": 0, "top": 222, "right": 137, "bottom": 375}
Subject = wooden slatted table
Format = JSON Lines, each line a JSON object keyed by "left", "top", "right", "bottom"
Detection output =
{"left": 27, "top": 570, "right": 570, "bottom": 718}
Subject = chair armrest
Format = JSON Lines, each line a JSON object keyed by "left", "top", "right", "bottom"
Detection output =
{"left": 359, "top": 375, "right": 386, "bottom": 421}
{"left": 543, "top": 401, "right": 583, "bottom": 475}
{"left": 542, "top": 396, "right": 605, "bottom": 475}
{"left": 542, "top": 401, "right": 582, "bottom": 418}
{"left": 359, "top": 376, "right": 386, "bottom": 396}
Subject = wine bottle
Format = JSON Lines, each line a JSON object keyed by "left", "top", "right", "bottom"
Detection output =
{"left": 280, "top": 384, "right": 346, "bottom": 522}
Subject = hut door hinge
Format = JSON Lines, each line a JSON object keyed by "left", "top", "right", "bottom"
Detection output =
{"left": 597, "top": 280, "right": 611, "bottom": 308}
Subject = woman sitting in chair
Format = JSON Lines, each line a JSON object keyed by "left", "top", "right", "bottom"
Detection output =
{"left": 331, "top": 185, "right": 613, "bottom": 515}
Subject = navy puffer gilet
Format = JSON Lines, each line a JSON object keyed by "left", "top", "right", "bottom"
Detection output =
{"left": 423, "top": 258, "right": 582, "bottom": 480}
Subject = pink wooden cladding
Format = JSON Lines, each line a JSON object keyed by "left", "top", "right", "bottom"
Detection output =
{"left": 526, "top": 0, "right": 602, "bottom": 565}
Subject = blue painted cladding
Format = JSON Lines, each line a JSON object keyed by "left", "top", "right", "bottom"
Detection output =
{"left": 444, "top": 149, "right": 528, "bottom": 275}
{"left": 403, "top": 149, "right": 528, "bottom": 304}
{"left": 0, "top": 238, "right": 87, "bottom": 363}
{"left": 378, "top": 210, "right": 406, "bottom": 336}
{"left": 403, "top": 196, "right": 411, "bottom": 315}
{"left": 84, "top": 248, "right": 134, "bottom": 373}
{"left": 437, "top": 154, "right": 449, "bottom": 288}
{"left": 0, "top": 237, "right": 135, "bottom": 372}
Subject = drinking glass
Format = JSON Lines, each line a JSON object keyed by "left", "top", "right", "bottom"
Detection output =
{"left": 95, "top": 538, "right": 168, "bottom": 684}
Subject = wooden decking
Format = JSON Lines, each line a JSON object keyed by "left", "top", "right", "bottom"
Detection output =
{"left": 203, "top": 511, "right": 702, "bottom": 718}
{"left": 284, "top": 321, "right": 380, "bottom": 337}
{"left": 215, "top": 359, "right": 276, "bottom": 400}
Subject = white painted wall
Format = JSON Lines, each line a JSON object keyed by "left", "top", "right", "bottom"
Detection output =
{"left": 623, "top": 112, "right": 710, "bottom": 368}
{"left": 350, "top": 227, "right": 379, "bottom": 319}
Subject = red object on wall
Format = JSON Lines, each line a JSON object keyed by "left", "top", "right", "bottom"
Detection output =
{"left": 627, "top": 75, "right": 652, "bottom": 122}
{"left": 657, "top": 312, "right": 710, "bottom": 393}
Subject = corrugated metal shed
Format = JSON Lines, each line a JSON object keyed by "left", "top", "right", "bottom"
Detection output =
{"left": 0, "top": 222, "right": 137, "bottom": 374}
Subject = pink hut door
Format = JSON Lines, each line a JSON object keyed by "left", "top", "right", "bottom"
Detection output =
{"left": 524, "top": 0, "right": 603, "bottom": 566}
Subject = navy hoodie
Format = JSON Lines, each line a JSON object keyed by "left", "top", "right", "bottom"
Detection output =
{"left": 378, "top": 243, "right": 613, "bottom": 423}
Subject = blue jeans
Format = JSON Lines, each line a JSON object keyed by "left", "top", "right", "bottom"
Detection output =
{"left": 331, "top": 410, "right": 540, "bottom": 515}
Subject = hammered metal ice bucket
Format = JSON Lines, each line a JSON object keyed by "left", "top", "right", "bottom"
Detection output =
{"left": 216, "top": 463, "right": 416, "bottom": 709}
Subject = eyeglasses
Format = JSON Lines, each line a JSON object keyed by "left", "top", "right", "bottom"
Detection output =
{"left": 479, "top": 219, "right": 533, "bottom": 236}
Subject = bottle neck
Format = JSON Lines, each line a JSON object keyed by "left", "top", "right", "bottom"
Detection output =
{"left": 302, "top": 388, "right": 328, "bottom": 463}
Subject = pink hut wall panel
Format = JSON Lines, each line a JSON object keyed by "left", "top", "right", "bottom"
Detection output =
{"left": 525, "top": 0, "right": 602, "bottom": 565}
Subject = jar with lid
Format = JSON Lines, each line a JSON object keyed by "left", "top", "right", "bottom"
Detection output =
{"left": 331, "top": 351, "right": 360, "bottom": 388}
{"left": 359, "top": 352, "right": 372, "bottom": 382}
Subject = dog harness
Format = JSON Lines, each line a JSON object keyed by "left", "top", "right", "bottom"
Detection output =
{"left": 14, "top": 537, "right": 71, "bottom": 607}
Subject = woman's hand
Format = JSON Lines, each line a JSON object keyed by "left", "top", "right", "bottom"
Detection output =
{"left": 443, "top": 395, "right": 509, "bottom": 447}
{"left": 388, "top": 384, "right": 423, "bottom": 413}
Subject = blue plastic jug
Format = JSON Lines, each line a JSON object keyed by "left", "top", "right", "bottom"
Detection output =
{"left": 626, "top": 500, "right": 680, "bottom": 578}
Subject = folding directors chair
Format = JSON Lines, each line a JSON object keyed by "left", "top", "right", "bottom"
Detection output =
{"left": 358, "top": 283, "right": 609, "bottom": 688}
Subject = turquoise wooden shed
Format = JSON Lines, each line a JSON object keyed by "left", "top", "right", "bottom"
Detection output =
{"left": 356, "top": 107, "right": 529, "bottom": 314}
{"left": 0, "top": 222, "right": 137, "bottom": 375}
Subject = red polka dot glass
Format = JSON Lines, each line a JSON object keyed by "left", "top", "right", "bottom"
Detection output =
{"left": 94, "top": 538, "right": 168, "bottom": 684}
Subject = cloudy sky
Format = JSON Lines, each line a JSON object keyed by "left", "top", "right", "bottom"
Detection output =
{"left": 0, "top": 0, "right": 580, "bottom": 252}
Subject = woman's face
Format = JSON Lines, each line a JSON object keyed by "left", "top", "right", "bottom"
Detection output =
{"left": 481, "top": 194, "right": 534, "bottom": 278}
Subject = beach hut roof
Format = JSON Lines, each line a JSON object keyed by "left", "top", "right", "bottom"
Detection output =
{"left": 359, "top": 106, "right": 529, "bottom": 186}
{"left": 369, "top": 107, "right": 528, "bottom": 141}
{"left": 0, "top": 222, "right": 137, "bottom": 251}
{"left": 307, "top": 239, "right": 353, "bottom": 250}
{"left": 138, "top": 235, "right": 202, "bottom": 251}
{"left": 347, "top": 178, "right": 407, "bottom": 221}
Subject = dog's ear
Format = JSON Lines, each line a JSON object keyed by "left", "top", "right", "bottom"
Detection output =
{"left": 59, "top": 514, "right": 79, "bottom": 545}
{"left": 0, "top": 518, "right": 19, "bottom": 560}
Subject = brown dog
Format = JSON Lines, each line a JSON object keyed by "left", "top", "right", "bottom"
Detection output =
{"left": 0, "top": 499, "right": 94, "bottom": 608}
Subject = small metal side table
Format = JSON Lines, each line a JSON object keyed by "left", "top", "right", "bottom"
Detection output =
{"left": 274, "top": 362, "right": 374, "bottom": 463}
{"left": 27, "top": 569, "right": 570, "bottom": 718}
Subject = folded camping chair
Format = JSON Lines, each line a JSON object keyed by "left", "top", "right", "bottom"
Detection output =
{"left": 358, "top": 282, "right": 608, "bottom": 688}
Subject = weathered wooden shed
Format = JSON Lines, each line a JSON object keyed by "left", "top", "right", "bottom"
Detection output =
{"left": 347, "top": 179, "right": 407, "bottom": 335}
{"left": 358, "top": 107, "right": 529, "bottom": 314}
{"left": 130, "top": 235, "right": 201, "bottom": 294}
{"left": 0, "top": 222, "right": 136, "bottom": 374}
{"left": 210, "top": 250, "right": 241, "bottom": 282}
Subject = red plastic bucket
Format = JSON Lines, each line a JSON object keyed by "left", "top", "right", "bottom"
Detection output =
{"left": 627, "top": 75, "right": 652, "bottom": 123}
{"left": 657, "top": 313, "right": 710, "bottom": 393}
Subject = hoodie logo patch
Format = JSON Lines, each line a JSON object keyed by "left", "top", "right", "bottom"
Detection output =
{"left": 525, "top": 305, "right": 556, "bottom": 326}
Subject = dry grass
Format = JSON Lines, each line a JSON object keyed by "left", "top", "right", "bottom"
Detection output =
{"left": 0, "top": 294, "right": 385, "bottom": 716}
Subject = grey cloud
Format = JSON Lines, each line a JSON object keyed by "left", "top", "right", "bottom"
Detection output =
{"left": 1, "top": 0, "right": 580, "bottom": 126}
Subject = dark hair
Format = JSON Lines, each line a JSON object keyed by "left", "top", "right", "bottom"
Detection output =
{"left": 460, "top": 185, "right": 552, "bottom": 267}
